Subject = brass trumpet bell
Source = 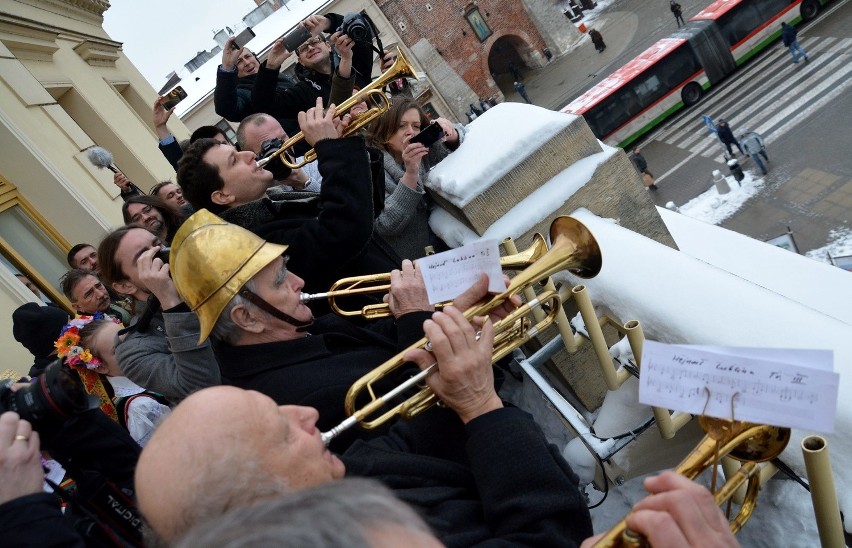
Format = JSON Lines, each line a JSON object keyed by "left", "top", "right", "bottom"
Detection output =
{"left": 594, "top": 419, "right": 790, "bottom": 547}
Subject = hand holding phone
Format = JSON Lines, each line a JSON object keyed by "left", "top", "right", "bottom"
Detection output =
{"left": 409, "top": 122, "right": 445, "bottom": 147}
{"left": 283, "top": 26, "right": 312, "bottom": 53}
{"left": 231, "top": 27, "right": 256, "bottom": 50}
{"left": 161, "top": 86, "right": 187, "bottom": 111}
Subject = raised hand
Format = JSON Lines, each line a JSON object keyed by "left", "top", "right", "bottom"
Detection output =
{"left": 298, "top": 97, "right": 344, "bottom": 145}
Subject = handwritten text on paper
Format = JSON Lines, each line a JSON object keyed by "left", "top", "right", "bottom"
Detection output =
{"left": 418, "top": 240, "right": 504, "bottom": 304}
{"left": 639, "top": 341, "right": 837, "bottom": 433}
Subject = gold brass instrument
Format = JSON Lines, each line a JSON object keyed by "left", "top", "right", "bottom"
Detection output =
{"left": 320, "top": 216, "right": 602, "bottom": 444}
{"left": 300, "top": 233, "right": 550, "bottom": 319}
{"left": 256, "top": 46, "right": 417, "bottom": 170}
{"left": 594, "top": 418, "right": 791, "bottom": 547}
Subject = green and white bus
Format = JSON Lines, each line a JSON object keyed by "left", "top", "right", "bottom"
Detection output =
{"left": 561, "top": 0, "right": 832, "bottom": 148}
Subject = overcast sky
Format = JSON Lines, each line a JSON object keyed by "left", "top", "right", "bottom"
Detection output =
{"left": 103, "top": 0, "right": 258, "bottom": 88}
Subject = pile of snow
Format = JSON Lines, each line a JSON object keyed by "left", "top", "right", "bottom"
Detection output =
{"left": 428, "top": 103, "right": 581, "bottom": 205}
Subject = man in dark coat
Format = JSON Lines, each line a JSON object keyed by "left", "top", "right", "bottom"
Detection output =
{"left": 589, "top": 28, "right": 606, "bottom": 52}
{"left": 715, "top": 118, "right": 744, "bottom": 157}
{"left": 250, "top": 14, "right": 375, "bottom": 149}
{"left": 213, "top": 39, "right": 299, "bottom": 137}
{"left": 177, "top": 100, "right": 400, "bottom": 296}
{"left": 670, "top": 1, "right": 685, "bottom": 27}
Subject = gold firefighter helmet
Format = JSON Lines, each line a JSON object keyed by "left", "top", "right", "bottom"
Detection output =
{"left": 170, "top": 209, "right": 287, "bottom": 343}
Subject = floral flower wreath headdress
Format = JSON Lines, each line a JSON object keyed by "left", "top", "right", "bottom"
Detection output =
{"left": 54, "top": 312, "right": 122, "bottom": 370}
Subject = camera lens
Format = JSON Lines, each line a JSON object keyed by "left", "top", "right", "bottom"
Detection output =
{"left": 0, "top": 360, "right": 98, "bottom": 430}
{"left": 257, "top": 139, "right": 292, "bottom": 181}
{"left": 340, "top": 13, "right": 372, "bottom": 43}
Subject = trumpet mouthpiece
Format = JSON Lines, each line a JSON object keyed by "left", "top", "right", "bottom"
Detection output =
{"left": 299, "top": 292, "right": 327, "bottom": 304}
{"left": 256, "top": 157, "right": 270, "bottom": 169}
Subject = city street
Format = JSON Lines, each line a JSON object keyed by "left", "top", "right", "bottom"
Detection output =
{"left": 513, "top": 0, "right": 851, "bottom": 256}
{"left": 640, "top": 0, "right": 852, "bottom": 254}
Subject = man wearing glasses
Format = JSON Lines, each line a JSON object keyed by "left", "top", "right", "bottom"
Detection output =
{"left": 214, "top": 35, "right": 297, "bottom": 126}
{"left": 250, "top": 14, "right": 376, "bottom": 143}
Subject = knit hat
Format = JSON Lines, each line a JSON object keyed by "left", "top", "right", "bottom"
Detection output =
{"left": 12, "top": 302, "right": 69, "bottom": 358}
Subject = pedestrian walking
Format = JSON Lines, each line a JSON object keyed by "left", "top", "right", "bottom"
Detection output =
{"left": 514, "top": 81, "right": 533, "bottom": 104}
{"left": 469, "top": 103, "right": 483, "bottom": 116}
{"left": 670, "top": 1, "right": 685, "bottom": 27}
{"left": 781, "top": 22, "right": 809, "bottom": 64}
{"left": 631, "top": 147, "right": 657, "bottom": 190}
{"left": 589, "top": 29, "right": 606, "bottom": 53}
{"left": 739, "top": 130, "right": 769, "bottom": 175}
{"left": 715, "top": 118, "right": 744, "bottom": 157}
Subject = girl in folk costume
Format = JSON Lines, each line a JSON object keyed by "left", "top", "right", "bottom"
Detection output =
{"left": 54, "top": 313, "right": 170, "bottom": 446}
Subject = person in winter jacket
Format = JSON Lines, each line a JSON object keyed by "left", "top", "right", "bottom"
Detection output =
{"left": 781, "top": 22, "right": 809, "bottom": 64}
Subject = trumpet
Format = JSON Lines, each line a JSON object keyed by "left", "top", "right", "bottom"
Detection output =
{"left": 320, "top": 216, "right": 602, "bottom": 445}
{"left": 594, "top": 418, "right": 790, "bottom": 547}
{"left": 257, "top": 46, "right": 417, "bottom": 170}
{"left": 300, "top": 233, "right": 550, "bottom": 319}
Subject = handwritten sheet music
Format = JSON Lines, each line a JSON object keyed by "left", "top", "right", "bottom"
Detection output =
{"left": 418, "top": 240, "right": 504, "bottom": 304}
{"left": 639, "top": 341, "right": 838, "bottom": 433}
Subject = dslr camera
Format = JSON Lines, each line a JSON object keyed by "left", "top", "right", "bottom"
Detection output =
{"left": 338, "top": 11, "right": 374, "bottom": 43}
{"left": 257, "top": 138, "right": 293, "bottom": 181}
{"left": 0, "top": 360, "right": 98, "bottom": 431}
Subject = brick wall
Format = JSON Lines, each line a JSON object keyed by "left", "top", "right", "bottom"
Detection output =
{"left": 376, "top": 0, "right": 550, "bottom": 109}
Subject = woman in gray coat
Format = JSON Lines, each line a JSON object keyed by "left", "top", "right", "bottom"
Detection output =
{"left": 365, "top": 99, "right": 465, "bottom": 260}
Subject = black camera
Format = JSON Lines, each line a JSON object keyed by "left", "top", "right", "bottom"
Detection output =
{"left": 155, "top": 246, "right": 171, "bottom": 264}
{"left": 0, "top": 360, "right": 99, "bottom": 431}
{"left": 338, "top": 11, "right": 373, "bottom": 43}
{"left": 257, "top": 138, "right": 293, "bottom": 181}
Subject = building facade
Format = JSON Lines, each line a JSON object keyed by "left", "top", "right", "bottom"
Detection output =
{"left": 375, "top": 0, "right": 578, "bottom": 118}
{"left": 0, "top": 0, "right": 189, "bottom": 375}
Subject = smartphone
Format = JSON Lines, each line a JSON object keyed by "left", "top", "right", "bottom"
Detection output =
{"left": 409, "top": 122, "right": 445, "bottom": 147}
{"left": 231, "top": 27, "right": 256, "bottom": 50}
{"left": 161, "top": 86, "right": 187, "bottom": 110}
{"left": 283, "top": 26, "right": 312, "bottom": 53}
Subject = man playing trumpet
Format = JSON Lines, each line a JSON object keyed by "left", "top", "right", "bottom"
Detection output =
{"left": 137, "top": 222, "right": 594, "bottom": 543}
{"left": 167, "top": 209, "right": 474, "bottom": 451}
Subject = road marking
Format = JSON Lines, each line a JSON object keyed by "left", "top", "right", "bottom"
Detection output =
{"left": 654, "top": 35, "right": 852, "bottom": 182}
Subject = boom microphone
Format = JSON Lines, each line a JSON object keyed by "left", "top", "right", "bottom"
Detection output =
{"left": 86, "top": 146, "right": 144, "bottom": 195}
{"left": 85, "top": 146, "right": 120, "bottom": 173}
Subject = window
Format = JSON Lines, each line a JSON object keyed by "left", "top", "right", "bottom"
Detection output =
{"left": 584, "top": 43, "right": 700, "bottom": 138}
{"left": 0, "top": 181, "right": 72, "bottom": 310}
{"left": 215, "top": 119, "right": 238, "bottom": 145}
{"left": 713, "top": 0, "right": 790, "bottom": 46}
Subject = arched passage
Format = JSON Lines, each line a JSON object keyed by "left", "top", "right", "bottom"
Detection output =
{"left": 487, "top": 35, "right": 535, "bottom": 95}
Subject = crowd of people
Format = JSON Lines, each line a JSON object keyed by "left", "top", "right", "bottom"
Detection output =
{"left": 3, "top": 11, "right": 744, "bottom": 547}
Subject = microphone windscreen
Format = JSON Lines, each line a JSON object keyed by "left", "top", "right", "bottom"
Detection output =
{"left": 85, "top": 146, "right": 114, "bottom": 169}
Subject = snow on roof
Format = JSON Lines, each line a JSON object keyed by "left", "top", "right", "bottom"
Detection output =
{"left": 172, "top": 0, "right": 332, "bottom": 118}
{"left": 429, "top": 144, "right": 617, "bottom": 245}
{"left": 658, "top": 206, "right": 852, "bottom": 326}
{"left": 427, "top": 103, "right": 582, "bottom": 207}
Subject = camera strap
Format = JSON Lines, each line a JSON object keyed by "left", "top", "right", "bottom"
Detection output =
{"left": 46, "top": 475, "right": 144, "bottom": 547}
